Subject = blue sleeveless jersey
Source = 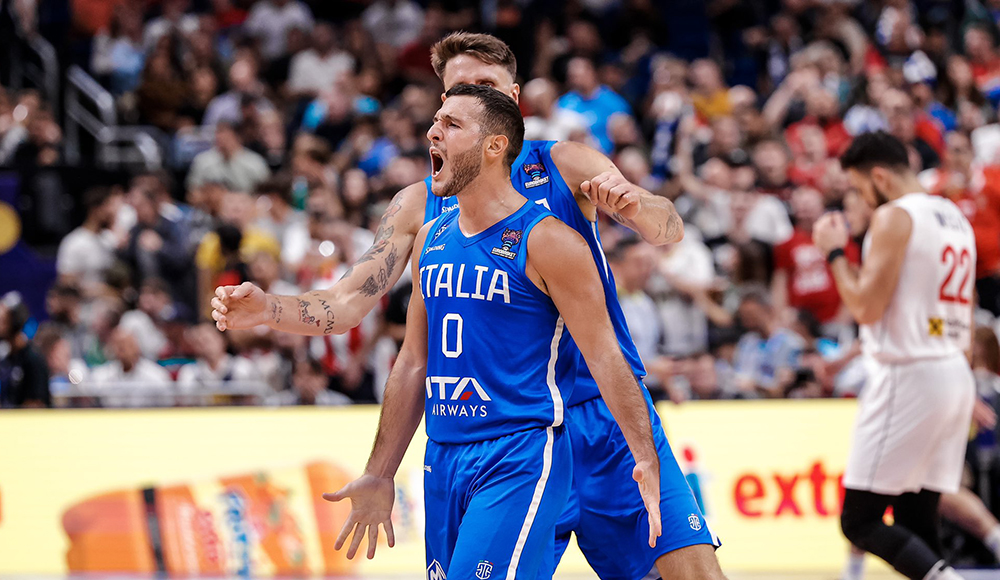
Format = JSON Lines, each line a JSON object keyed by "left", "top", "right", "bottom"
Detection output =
{"left": 418, "top": 201, "right": 577, "bottom": 444}
{"left": 424, "top": 140, "right": 645, "bottom": 407}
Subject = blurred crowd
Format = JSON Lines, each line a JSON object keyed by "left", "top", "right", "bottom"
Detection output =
{"left": 6, "top": 0, "right": 1000, "bottom": 408}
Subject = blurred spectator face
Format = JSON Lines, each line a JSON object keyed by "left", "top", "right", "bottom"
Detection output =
{"left": 191, "top": 68, "right": 218, "bottom": 104}
{"left": 138, "top": 280, "right": 172, "bottom": 318}
{"left": 219, "top": 191, "right": 255, "bottom": 229}
{"left": 607, "top": 113, "right": 640, "bottom": 149}
{"left": 615, "top": 147, "right": 651, "bottom": 186}
{"left": 228, "top": 58, "right": 257, "bottom": 93}
{"left": 215, "top": 123, "right": 242, "bottom": 156}
{"left": 945, "top": 132, "right": 973, "bottom": 173}
{"left": 964, "top": 28, "right": 995, "bottom": 63}
{"left": 567, "top": 20, "right": 601, "bottom": 57}
{"left": 689, "top": 354, "right": 720, "bottom": 399}
{"left": 710, "top": 116, "right": 742, "bottom": 153}
{"left": 110, "top": 327, "right": 142, "bottom": 369}
{"left": 129, "top": 189, "right": 160, "bottom": 226}
{"left": 286, "top": 26, "right": 309, "bottom": 57}
{"left": 46, "top": 336, "right": 72, "bottom": 375}
{"left": 790, "top": 186, "right": 825, "bottom": 228}
{"left": 313, "top": 23, "right": 335, "bottom": 54}
{"left": 799, "top": 125, "right": 827, "bottom": 160}
{"left": 729, "top": 86, "right": 756, "bottom": 111}
{"left": 401, "top": 85, "right": 438, "bottom": 126}
{"left": 689, "top": 59, "right": 724, "bottom": 94}
{"left": 947, "top": 55, "right": 974, "bottom": 90}
{"left": 865, "top": 71, "right": 889, "bottom": 104}
{"left": 880, "top": 89, "right": 915, "bottom": 142}
{"left": 306, "top": 192, "right": 339, "bottom": 238}
{"left": 820, "top": 159, "right": 851, "bottom": 203}
{"left": 291, "top": 359, "right": 328, "bottom": 403}
{"left": 441, "top": 55, "right": 518, "bottom": 101}
{"left": 611, "top": 242, "right": 656, "bottom": 292}
{"left": 567, "top": 58, "right": 600, "bottom": 95}
{"left": 909, "top": 81, "right": 933, "bottom": 108}
{"left": 731, "top": 166, "right": 756, "bottom": 192}
{"left": 47, "top": 286, "right": 81, "bottom": 325}
{"left": 700, "top": 158, "right": 732, "bottom": 190}
{"left": 805, "top": 88, "right": 837, "bottom": 119}
{"left": 771, "top": 14, "right": 798, "bottom": 44}
{"left": 957, "top": 100, "right": 985, "bottom": 135}
{"left": 342, "top": 168, "right": 370, "bottom": 208}
{"left": 249, "top": 251, "right": 281, "bottom": 287}
{"left": 523, "top": 78, "right": 558, "bottom": 117}
{"left": 752, "top": 141, "right": 788, "bottom": 186}
{"left": 146, "top": 51, "right": 175, "bottom": 81}
{"left": 737, "top": 295, "right": 770, "bottom": 333}
{"left": 190, "top": 323, "right": 227, "bottom": 361}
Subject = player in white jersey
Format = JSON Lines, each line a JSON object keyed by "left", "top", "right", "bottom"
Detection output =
{"left": 813, "top": 131, "right": 976, "bottom": 580}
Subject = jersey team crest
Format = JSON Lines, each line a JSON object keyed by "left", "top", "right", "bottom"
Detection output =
{"left": 523, "top": 162, "right": 550, "bottom": 188}
{"left": 475, "top": 560, "right": 494, "bottom": 580}
{"left": 491, "top": 228, "right": 523, "bottom": 259}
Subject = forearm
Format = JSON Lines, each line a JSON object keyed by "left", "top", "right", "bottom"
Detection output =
{"left": 364, "top": 350, "right": 426, "bottom": 478}
{"left": 829, "top": 258, "right": 867, "bottom": 322}
{"left": 590, "top": 352, "right": 660, "bottom": 466}
{"left": 614, "top": 191, "right": 684, "bottom": 245}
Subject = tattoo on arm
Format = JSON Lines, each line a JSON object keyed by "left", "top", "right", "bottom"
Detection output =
{"left": 271, "top": 301, "right": 283, "bottom": 324}
{"left": 298, "top": 299, "right": 319, "bottom": 327}
{"left": 359, "top": 246, "right": 399, "bottom": 297}
{"left": 610, "top": 212, "right": 630, "bottom": 226}
{"left": 340, "top": 195, "right": 401, "bottom": 280}
{"left": 316, "top": 297, "right": 336, "bottom": 334}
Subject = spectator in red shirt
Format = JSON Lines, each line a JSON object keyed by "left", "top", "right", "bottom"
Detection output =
{"left": 965, "top": 24, "right": 1000, "bottom": 99}
{"left": 784, "top": 86, "right": 852, "bottom": 159}
{"left": 788, "top": 124, "right": 829, "bottom": 189}
{"left": 880, "top": 88, "right": 942, "bottom": 170}
{"left": 752, "top": 139, "right": 795, "bottom": 200}
{"left": 772, "top": 186, "right": 859, "bottom": 329}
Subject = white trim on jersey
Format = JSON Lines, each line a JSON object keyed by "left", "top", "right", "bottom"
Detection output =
{"left": 505, "top": 426, "right": 555, "bottom": 580}
{"left": 591, "top": 222, "right": 610, "bottom": 278}
{"left": 546, "top": 317, "right": 566, "bottom": 427}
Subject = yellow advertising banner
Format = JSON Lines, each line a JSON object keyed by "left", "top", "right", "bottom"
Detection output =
{"left": 0, "top": 401, "right": 875, "bottom": 576}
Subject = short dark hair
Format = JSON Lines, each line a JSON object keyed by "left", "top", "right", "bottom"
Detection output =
{"left": 444, "top": 83, "right": 524, "bottom": 168}
{"left": 839, "top": 131, "right": 910, "bottom": 173}
{"left": 431, "top": 32, "right": 517, "bottom": 81}
{"left": 82, "top": 186, "right": 113, "bottom": 213}
{"left": 607, "top": 235, "right": 642, "bottom": 263}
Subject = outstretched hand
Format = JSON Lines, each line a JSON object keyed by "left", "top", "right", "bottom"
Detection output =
{"left": 322, "top": 474, "right": 396, "bottom": 560}
{"left": 633, "top": 460, "right": 662, "bottom": 548}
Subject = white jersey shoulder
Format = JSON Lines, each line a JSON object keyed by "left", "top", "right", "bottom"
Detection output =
{"left": 860, "top": 193, "right": 975, "bottom": 363}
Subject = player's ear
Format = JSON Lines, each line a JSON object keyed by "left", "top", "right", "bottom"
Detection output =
{"left": 441, "top": 92, "right": 447, "bottom": 103}
{"left": 486, "top": 134, "right": 509, "bottom": 161}
{"left": 510, "top": 83, "right": 521, "bottom": 104}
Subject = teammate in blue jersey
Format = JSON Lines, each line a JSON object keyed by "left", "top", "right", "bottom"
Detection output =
{"left": 211, "top": 33, "right": 724, "bottom": 580}
{"left": 345, "top": 84, "right": 660, "bottom": 579}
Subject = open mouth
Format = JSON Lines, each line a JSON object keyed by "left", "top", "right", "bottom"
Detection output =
{"left": 430, "top": 148, "right": 445, "bottom": 177}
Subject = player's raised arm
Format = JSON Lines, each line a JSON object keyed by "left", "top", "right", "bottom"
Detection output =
{"left": 550, "top": 140, "right": 683, "bottom": 246}
{"left": 813, "top": 207, "right": 911, "bottom": 325}
{"left": 212, "top": 182, "right": 426, "bottom": 335}
{"left": 526, "top": 216, "right": 662, "bottom": 547}
{"left": 321, "top": 222, "right": 433, "bottom": 560}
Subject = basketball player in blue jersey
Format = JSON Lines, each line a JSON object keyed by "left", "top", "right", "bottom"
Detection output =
{"left": 212, "top": 33, "right": 724, "bottom": 580}
{"left": 347, "top": 83, "right": 662, "bottom": 579}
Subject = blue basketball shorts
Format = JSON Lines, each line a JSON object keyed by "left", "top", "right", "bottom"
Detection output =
{"left": 554, "top": 394, "right": 720, "bottom": 580}
{"left": 424, "top": 426, "right": 572, "bottom": 580}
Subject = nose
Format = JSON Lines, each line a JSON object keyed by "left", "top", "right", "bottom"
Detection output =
{"left": 427, "top": 121, "right": 442, "bottom": 144}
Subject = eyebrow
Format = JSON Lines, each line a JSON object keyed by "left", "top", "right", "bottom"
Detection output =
{"left": 433, "top": 112, "right": 461, "bottom": 124}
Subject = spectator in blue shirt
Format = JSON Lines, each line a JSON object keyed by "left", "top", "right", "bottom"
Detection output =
{"left": 556, "top": 56, "right": 632, "bottom": 154}
{"left": 732, "top": 287, "right": 806, "bottom": 397}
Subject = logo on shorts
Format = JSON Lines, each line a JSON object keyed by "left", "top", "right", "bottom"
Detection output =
{"left": 928, "top": 317, "right": 944, "bottom": 337}
{"left": 490, "top": 228, "right": 522, "bottom": 259}
{"left": 688, "top": 514, "right": 702, "bottom": 531}
{"left": 523, "top": 162, "right": 550, "bottom": 188}
{"left": 476, "top": 560, "right": 494, "bottom": 580}
{"left": 428, "top": 559, "right": 447, "bottom": 580}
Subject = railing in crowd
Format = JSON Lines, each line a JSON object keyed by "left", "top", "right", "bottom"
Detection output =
{"left": 65, "top": 65, "right": 162, "bottom": 170}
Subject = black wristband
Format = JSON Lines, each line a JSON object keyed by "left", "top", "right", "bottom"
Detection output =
{"left": 826, "top": 248, "right": 846, "bottom": 264}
